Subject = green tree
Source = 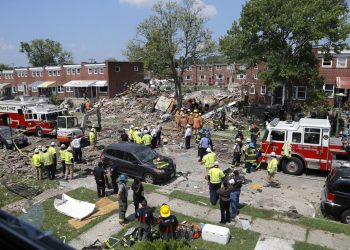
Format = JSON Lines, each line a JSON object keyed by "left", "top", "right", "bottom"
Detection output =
{"left": 20, "top": 39, "right": 73, "bottom": 67}
{"left": 220, "top": 0, "right": 350, "bottom": 112}
{"left": 124, "top": 0, "right": 215, "bottom": 108}
{"left": 0, "top": 64, "right": 10, "bottom": 71}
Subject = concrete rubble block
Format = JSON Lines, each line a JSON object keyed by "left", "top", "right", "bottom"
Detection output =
{"left": 307, "top": 229, "right": 350, "bottom": 250}
{"left": 251, "top": 218, "right": 306, "bottom": 242}
{"left": 155, "top": 96, "right": 173, "bottom": 112}
{"left": 254, "top": 235, "right": 294, "bottom": 250}
{"left": 167, "top": 198, "right": 211, "bottom": 219}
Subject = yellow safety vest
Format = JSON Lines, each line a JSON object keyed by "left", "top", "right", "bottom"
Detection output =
{"left": 89, "top": 131, "right": 95, "bottom": 142}
{"left": 267, "top": 158, "right": 278, "bottom": 173}
{"left": 135, "top": 136, "right": 142, "bottom": 144}
{"left": 132, "top": 130, "right": 139, "bottom": 141}
{"left": 202, "top": 152, "right": 216, "bottom": 170}
{"left": 208, "top": 167, "right": 225, "bottom": 184}
{"left": 142, "top": 134, "right": 152, "bottom": 145}
{"left": 65, "top": 151, "right": 74, "bottom": 164}
{"left": 32, "top": 154, "right": 42, "bottom": 168}
{"left": 245, "top": 148, "right": 257, "bottom": 163}
{"left": 282, "top": 142, "right": 291, "bottom": 158}
{"left": 48, "top": 146, "right": 56, "bottom": 156}
{"left": 60, "top": 149, "right": 66, "bottom": 161}
{"left": 43, "top": 152, "right": 53, "bottom": 166}
{"left": 128, "top": 129, "right": 134, "bottom": 140}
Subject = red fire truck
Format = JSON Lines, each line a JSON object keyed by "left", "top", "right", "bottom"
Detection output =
{"left": 0, "top": 99, "right": 67, "bottom": 137}
{"left": 260, "top": 118, "right": 348, "bottom": 175}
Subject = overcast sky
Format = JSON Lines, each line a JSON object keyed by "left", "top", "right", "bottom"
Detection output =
{"left": 1, "top": 0, "right": 349, "bottom": 67}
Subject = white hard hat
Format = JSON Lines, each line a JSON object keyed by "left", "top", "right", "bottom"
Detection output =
{"left": 214, "top": 161, "right": 219, "bottom": 166}
{"left": 144, "top": 123, "right": 147, "bottom": 127}
{"left": 130, "top": 125, "right": 134, "bottom": 129}
{"left": 42, "top": 147, "right": 47, "bottom": 152}
{"left": 206, "top": 148, "right": 212, "bottom": 152}
{"left": 34, "top": 148, "right": 39, "bottom": 153}
{"left": 236, "top": 138, "right": 241, "bottom": 142}
{"left": 271, "top": 152, "right": 276, "bottom": 157}
{"left": 186, "top": 124, "right": 191, "bottom": 128}
{"left": 246, "top": 138, "right": 251, "bottom": 143}
{"left": 61, "top": 144, "right": 66, "bottom": 148}
{"left": 38, "top": 145, "right": 42, "bottom": 149}
{"left": 92, "top": 124, "right": 96, "bottom": 127}
{"left": 67, "top": 146, "right": 73, "bottom": 151}
{"left": 91, "top": 128, "right": 94, "bottom": 132}
{"left": 50, "top": 142, "right": 55, "bottom": 146}
{"left": 229, "top": 179, "right": 235, "bottom": 185}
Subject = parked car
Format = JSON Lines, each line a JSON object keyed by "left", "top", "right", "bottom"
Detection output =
{"left": 101, "top": 143, "right": 176, "bottom": 184}
{"left": 0, "top": 126, "right": 28, "bottom": 150}
{"left": 321, "top": 163, "right": 350, "bottom": 224}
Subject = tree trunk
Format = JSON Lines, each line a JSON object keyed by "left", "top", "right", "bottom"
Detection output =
{"left": 285, "top": 82, "right": 293, "bottom": 119}
{"left": 172, "top": 68, "right": 182, "bottom": 109}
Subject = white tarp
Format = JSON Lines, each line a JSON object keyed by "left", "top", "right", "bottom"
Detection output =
{"left": 54, "top": 193, "right": 95, "bottom": 220}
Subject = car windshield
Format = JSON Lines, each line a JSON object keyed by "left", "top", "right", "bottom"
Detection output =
{"left": 134, "top": 147, "right": 158, "bottom": 163}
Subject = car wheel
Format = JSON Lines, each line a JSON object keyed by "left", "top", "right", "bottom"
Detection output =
{"left": 341, "top": 209, "right": 350, "bottom": 224}
{"left": 282, "top": 157, "right": 303, "bottom": 175}
{"left": 143, "top": 173, "right": 155, "bottom": 184}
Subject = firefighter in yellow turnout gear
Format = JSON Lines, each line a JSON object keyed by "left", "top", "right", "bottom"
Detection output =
{"left": 32, "top": 149, "right": 43, "bottom": 180}
{"left": 282, "top": 141, "right": 292, "bottom": 158}
{"left": 265, "top": 152, "right": 280, "bottom": 187}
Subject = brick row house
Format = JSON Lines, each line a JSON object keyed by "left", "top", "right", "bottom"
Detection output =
{"left": 0, "top": 61, "right": 144, "bottom": 100}
{"left": 181, "top": 47, "right": 350, "bottom": 106}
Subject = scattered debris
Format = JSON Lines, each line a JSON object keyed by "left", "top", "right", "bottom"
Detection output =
{"left": 54, "top": 194, "right": 95, "bottom": 220}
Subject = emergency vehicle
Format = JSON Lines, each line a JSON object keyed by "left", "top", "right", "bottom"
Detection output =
{"left": 0, "top": 99, "right": 67, "bottom": 137}
{"left": 260, "top": 118, "right": 347, "bottom": 175}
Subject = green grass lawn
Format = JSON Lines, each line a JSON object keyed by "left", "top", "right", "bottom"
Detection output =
{"left": 0, "top": 184, "right": 23, "bottom": 208}
{"left": 114, "top": 207, "right": 260, "bottom": 250}
{"left": 293, "top": 241, "right": 333, "bottom": 250}
{"left": 295, "top": 217, "right": 350, "bottom": 236}
{"left": 19, "top": 187, "right": 118, "bottom": 243}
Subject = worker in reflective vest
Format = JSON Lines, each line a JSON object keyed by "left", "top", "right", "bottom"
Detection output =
{"left": 128, "top": 125, "right": 135, "bottom": 142}
{"left": 135, "top": 132, "right": 143, "bottom": 144}
{"left": 65, "top": 147, "right": 74, "bottom": 180}
{"left": 245, "top": 143, "right": 257, "bottom": 174}
{"left": 266, "top": 152, "right": 279, "bottom": 187}
{"left": 282, "top": 141, "right": 292, "bottom": 158}
{"left": 32, "top": 149, "right": 43, "bottom": 180}
{"left": 142, "top": 131, "right": 152, "bottom": 147}
{"left": 43, "top": 147, "right": 54, "bottom": 180}
{"left": 202, "top": 148, "right": 216, "bottom": 171}
{"left": 207, "top": 162, "right": 225, "bottom": 205}
{"left": 48, "top": 142, "right": 57, "bottom": 178}
{"left": 89, "top": 128, "right": 96, "bottom": 150}
{"left": 59, "top": 144, "right": 66, "bottom": 178}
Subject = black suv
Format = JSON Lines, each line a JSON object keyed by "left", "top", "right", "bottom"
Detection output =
{"left": 101, "top": 143, "right": 176, "bottom": 184}
{"left": 321, "top": 164, "right": 350, "bottom": 224}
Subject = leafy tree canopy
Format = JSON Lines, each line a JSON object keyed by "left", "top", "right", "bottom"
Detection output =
{"left": 220, "top": 0, "right": 350, "bottom": 109}
{"left": 20, "top": 39, "right": 73, "bottom": 67}
{"left": 124, "top": 0, "right": 215, "bottom": 107}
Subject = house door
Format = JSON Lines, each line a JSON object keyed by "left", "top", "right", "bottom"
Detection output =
{"left": 274, "top": 86, "right": 283, "bottom": 105}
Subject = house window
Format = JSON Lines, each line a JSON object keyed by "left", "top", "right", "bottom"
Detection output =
{"left": 249, "top": 85, "right": 255, "bottom": 94}
{"left": 94, "top": 68, "right": 98, "bottom": 74}
{"left": 200, "top": 75, "right": 205, "bottom": 80}
{"left": 322, "top": 58, "right": 332, "bottom": 68}
{"left": 199, "top": 66, "right": 204, "bottom": 71}
{"left": 237, "top": 74, "right": 246, "bottom": 79}
{"left": 254, "top": 64, "right": 259, "bottom": 69}
{"left": 115, "top": 66, "right": 120, "bottom": 72}
{"left": 52, "top": 70, "right": 56, "bottom": 76}
{"left": 292, "top": 86, "right": 307, "bottom": 100}
{"left": 65, "top": 86, "right": 73, "bottom": 92}
{"left": 216, "top": 74, "right": 223, "bottom": 80}
{"left": 32, "top": 71, "right": 36, "bottom": 77}
{"left": 336, "top": 57, "right": 347, "bottom": 68}
{"left": 99, "top": 86, "right": 108, "bottom": 92}
{"left": 239, "top": 65, "right": 246, "bottom": 70}
{"left": 66, "top": 69, "right": 71, "bottom": 75}
{"left": 36, "top": 71, "right": 40, "bottom": 77}
{"left": 57, "top": 85, "right": 64, "bottom": 93}
{"left": 48, "top": 70, "right": 52, "bottom": 76}
{"left": 133, "top": 66, "right": 138, "bottom": 71}
{"left": 186, "top": 75, "right": 192, "bottom": 80}
{"left": 12, "top": 87, "right": 16, "bottom": 93}
{"left": 71, "top": 68, "right": 76, "bottom": 75}
{"left": 99, "top": 68, "right": 104, "bottom": 74}
{"left": 324, "top": 84, "right": 334, "bottom": 97}
{"left": 76, "top": 68, "right": 81, "bottom": 75}
{"left": 253, "top": 74, "right": 258, "bottom": 80}
{"left": 185, "top": 66, "right": 192, "bottom": 71}
{"left": 261, "top": 85, "right": 267, "bottom": 95}
{"left": 88, "top": 68, "right": 93, "bottom": 74}
{"left": 216, "top": 65, "right": 222, "bottom": 70}
{"left": 208, "top": 66, "right": 212, "bottom": 70}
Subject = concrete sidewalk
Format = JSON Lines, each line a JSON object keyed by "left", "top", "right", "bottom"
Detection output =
{"left": 68, "top": 191, "right": 350, "bottom": 250}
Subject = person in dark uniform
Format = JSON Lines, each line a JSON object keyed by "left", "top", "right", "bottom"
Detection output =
{"left": 93, "top": 162, "right": 106, "bottom": 197}
{"left": 110, "top": 161, "right": 119, "bottom": 194}
{"left": 136, "top": 199, "right": 154, "bottom": 240}
{"left": 131, "top": 178, "right": 144, "bottom": 213}
{"left": 120, "top": 129, "right": 128, "bottom": 142}
{"left": 158, "top": 204, "right": 178, "bottom": 240}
